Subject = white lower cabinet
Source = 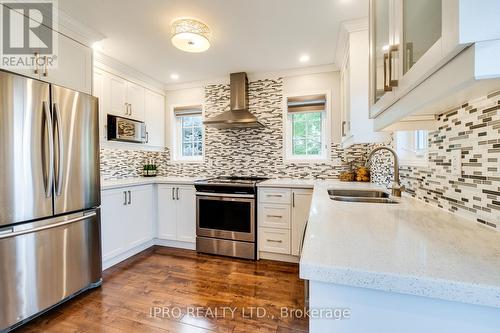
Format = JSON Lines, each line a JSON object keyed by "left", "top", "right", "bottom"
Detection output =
{"left": 101, "top": 185, "right": 153, "bottom": 267}
{"left": 157, "top": 185, "right": 196, "bottom": 243}
{"left": 258, "top": 187, "right": 313, "bottom": 261}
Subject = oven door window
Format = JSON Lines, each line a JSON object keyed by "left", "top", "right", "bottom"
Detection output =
{"left": 198, "top": 198, "right": 252, "bottom": 233}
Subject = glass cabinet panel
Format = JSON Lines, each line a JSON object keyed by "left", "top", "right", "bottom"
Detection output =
{"left": 402, "top": 0, "right": 442, "bottom": 74}
{"left": 372, "top": 0, "right": 391, "bottom": 103}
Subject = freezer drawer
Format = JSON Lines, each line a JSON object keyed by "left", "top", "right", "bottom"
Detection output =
{"left": 0, "top": 209, "right": 102, "bottom": 331}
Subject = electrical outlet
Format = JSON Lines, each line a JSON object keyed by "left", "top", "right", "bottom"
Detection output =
{"left": 451, "top": 149, "right": 462, "bottom": 176}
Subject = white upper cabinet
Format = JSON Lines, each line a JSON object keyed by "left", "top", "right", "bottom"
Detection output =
{"left": 109, "top": 75, "right": 128, "bottom": 117}
{"left": 338, "top": 20, "right": 389, "bottom": 147}
{"left": 145, "top": 90, "right": 165, "bottom": 147}
{"left": 0, "top": 4, "right": 91, "bottom": 93}
{"left": 93, "top": 65, "right": 166, "bottom": 147}
{"left": 126, "top": 81, "right": 145, "bottom": 121}
{"left": 369, "top": 0, "right": 500, "bottom": 131}
{"left": 43, "top": 33, "right": 92, "bottom": 94}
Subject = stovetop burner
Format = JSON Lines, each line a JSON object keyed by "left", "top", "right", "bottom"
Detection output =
{"left": 195, "top": 176, "right": 268, "bottom": 185}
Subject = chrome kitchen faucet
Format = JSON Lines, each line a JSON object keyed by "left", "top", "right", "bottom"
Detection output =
{"left": 366, "top": 146, "right": 405, "bottom": 197}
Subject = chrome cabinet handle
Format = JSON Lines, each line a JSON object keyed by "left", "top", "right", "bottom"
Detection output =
{"left": 34, "top": 52, "right": 39, "bottom": 74}
{"left": 176, "top": 188, "right": 179, "bottom": 200}
{"left": 124, "top": 103, "right": 128, "bottom": 115}
{"left": 42, "top": 101, "right": 54, "bottom": 198}
{"left": 267, "top": 194, "right": 283, "bottom": 197}
{"left": 53, "top": 103, "right": 63, "bottom": 196}
{"left": 123, "top": 191, "right": 127, "bottom": 205}
{"left": 127, "top": 190, "right": 131, "bottom": 205}
{"left": 341, "top": 120, "right": 346, "bottom": 137}
{"left": 292, "top": 192, "right": 295, "bottom": 207}
{"left": 0, "top": 212, "right": 97, "bottom": 240}
{"left": 388, "top": 45, "right": 399, "bottom": 88}
{"left": 267, "top": 215, "right": 283, "bottom": 218}
{"left": 172, "top": 188, "right": 175, "bottom": 200}
{"left": 383, "top": 53, "right": 392, "bottom": 92}
{"left": 267, "top": 239, "right": 283, "bottom": 243}
{"left": 43, "top": 56, "right": 48, "bottom": 77}
{"left": 300, "top": 220, "right": 309, "bottom": 255}
{"left": 129, "top": 103, "right": 132, "bottom": 116}
{"left": 145, "top": 131, "right": 149, "bottom": 143}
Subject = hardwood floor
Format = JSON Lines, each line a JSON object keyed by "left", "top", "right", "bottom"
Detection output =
{"left": 14, "top": 247, "right": 308, "bottom": 333}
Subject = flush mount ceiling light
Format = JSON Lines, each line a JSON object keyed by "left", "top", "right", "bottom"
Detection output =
{"left": 171, "top": 18, "right": 211, "bottom": 53}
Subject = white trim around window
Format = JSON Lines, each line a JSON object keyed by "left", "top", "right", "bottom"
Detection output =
{"left": 282, "top": 90, "right": 332, "bottom": 164}
{"left": 170, "top": 103, "right": 205, "bottom": 163}
{"left": 395, "top": 130, "right": 429, "bottom": 168}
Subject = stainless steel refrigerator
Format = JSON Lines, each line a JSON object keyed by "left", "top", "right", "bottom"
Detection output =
{"left": 0, "top": 70, "right": 102, "bottom": 331}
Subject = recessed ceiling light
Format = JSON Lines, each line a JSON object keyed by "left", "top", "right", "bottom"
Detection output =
{"left": 171, "top": 18, "right": 211, "bottom": 53}
{"left": 299, "top": 55, "right": 310, "bottom": 63}
{"left": 170, "top": 73, "right": 179, "bottom": 80}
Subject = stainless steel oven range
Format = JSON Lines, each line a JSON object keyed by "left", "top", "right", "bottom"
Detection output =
{"left": 194, "top": 176, "right": 267, "bottom": 260}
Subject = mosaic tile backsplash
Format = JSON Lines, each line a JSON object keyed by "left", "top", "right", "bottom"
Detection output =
{"left": 101, "top": 78, "right": 381, "bottom": 181}
{"left": 100, "top": 78, "right": 499, "bottom": 229}
{"left": 369, "top": 91, "right": 500, "bottom": 229}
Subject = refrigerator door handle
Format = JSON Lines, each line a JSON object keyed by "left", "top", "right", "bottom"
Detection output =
{"left": 42, "top": 101, "right": 54, "bottom": 198}
{"left": 0, "top": 212, "right": 97, "bottom": 240}
{"left": 53, "top": 103, "right": 64, "bottom": 196}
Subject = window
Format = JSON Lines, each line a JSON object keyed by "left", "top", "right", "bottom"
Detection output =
{"left": 284, "top": 93, "right": 330, "bottom": 162}
{"left": 173, "top": 105, "right": 203, "bottom": 161}
{"left": 395, "top": 130, "right": 429, "bottom": 167}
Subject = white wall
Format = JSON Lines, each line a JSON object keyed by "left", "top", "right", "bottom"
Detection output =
{"left": 283, "top": 71, "right": 341, "bottom": 143}
{"left": 164, "top": 70, "right": 342, "bottom": 148}
{"left": 165, "top": 87, "right": 205, "bottom": 149}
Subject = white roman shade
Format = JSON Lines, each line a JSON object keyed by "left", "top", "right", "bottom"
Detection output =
{"left": 287, "top": 94, "right": 326, "bottom": 113}
{"left": 174, "top": 105, "right": 202, "bottom": 117}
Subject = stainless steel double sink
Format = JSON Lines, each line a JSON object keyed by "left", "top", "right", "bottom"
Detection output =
{"left": 328, "top": 189, "right": 398, "bottom": 204}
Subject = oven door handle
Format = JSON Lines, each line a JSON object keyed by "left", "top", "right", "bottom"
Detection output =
{"left": 196, "top": 192, "right": 255, "bottom": 199}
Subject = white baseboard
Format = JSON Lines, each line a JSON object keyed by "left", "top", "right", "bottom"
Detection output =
{"left": 102, "top": 239, "right": 155, "bottom": 270}
{"left": 102, "top": 238, "right": 196, "bottom": 271}
{"left": 154, "top": 238, "right": 196, "bottom": 250}
{"left": 259, "top": 251, "right": 300, "bottom": 263}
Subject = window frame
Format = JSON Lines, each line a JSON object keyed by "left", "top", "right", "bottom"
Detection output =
{"left": 283, "top": 90, "right": 332, "bottom": 164}
{"left": 171, "top": 103, "right": 205, "bottom": 163}
{"left": 395, "top": 130, "right": 429, "bottom": 167}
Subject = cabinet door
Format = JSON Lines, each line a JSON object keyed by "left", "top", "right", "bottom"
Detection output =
{"left": 0, "top": 5, "right": 40, "bottom": 80}
{"left": 291, "top": 189, "right": 313, "bottom": 256}
{"left": 144, "top": 90, "right": 165, "bottom": 147}
{"left": 101, "top": 188, "right": 127, "bottom": 261}
{"left": 126, "top": 81, "right": 145, "bottom": 121}
{"left": 370, "top": 0, "right": 394, "bottom": 107}
{"left": 93, "top": 68, "right": 109, "bottom": 141}
{"left": 400, "top": 0, "right": 442, "bottom": 75}
{"left": 109, "top": 74, "right": 128, "bottom": 117}
{"left": 176, "top": 186, "right": 196, "bottom": 243}
{"left": 125, "top": 186, "right": 154, "bottom": 249}
{"left": 44, "top": 32, "right": 92, "bottom": 93}
{"left": 157, "top": 185, "right": 178, "bottom": 240}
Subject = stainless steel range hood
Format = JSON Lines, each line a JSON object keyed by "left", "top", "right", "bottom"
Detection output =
{"left": 203, "top": 72, "right": 264, "bottom": 129}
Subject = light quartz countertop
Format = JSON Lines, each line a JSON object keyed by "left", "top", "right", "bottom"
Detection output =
{"left": 257, "top": 178, "right": 316, "bottom": 189}
{"left": 300, "top": 180, "right": 500, "bottom": 309}
{"left": 101, "top": 177, "right": 200, "bottom": 190}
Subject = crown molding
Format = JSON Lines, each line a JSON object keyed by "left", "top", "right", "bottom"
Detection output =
{"left": 335, "top": 17, "right": 369, "bottom": 69}
{"left": 94, "top": 52, "right": 166, "bottom": 94}
{"left": 164, "top": 64, "right": 338, "bottom": 91}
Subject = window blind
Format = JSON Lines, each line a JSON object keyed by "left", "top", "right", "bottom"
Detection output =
{"left": 174, "top": 105, "right": 203, "bottom": 117}
{"left": 287, "top": 94, "right": 326, "bottom": 113}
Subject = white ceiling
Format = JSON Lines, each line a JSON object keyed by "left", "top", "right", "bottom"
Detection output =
{"left": 60, "top": 0, "right": 368, "bottom": 84}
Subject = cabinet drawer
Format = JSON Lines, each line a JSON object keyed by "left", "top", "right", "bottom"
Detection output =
{"left": 259, "top": 227, "right": 290, "bottom": 254}
{"left": 259, "top": 204, "right": 291, "bottom": 229}
{"left": 259, "top": 188, "right": 291, "bottom": 204}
